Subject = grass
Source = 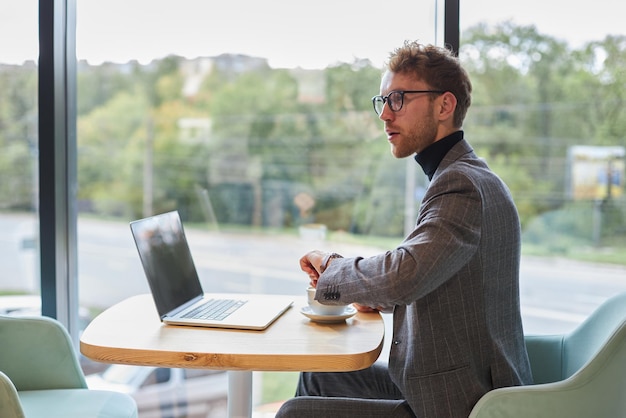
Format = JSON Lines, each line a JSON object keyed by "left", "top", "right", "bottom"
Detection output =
{"left": 522, "top": 242, "right": 626, "bottom": 266}
{"left": 566, "top": 246, "right": 626, "bottom": 265}
{"left": 212, "top": 223, "right": 626, "bottom": 268}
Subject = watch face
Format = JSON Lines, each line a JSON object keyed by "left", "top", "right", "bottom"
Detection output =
{"left": 322, "top": 253, "right": 343, "bottom": 273}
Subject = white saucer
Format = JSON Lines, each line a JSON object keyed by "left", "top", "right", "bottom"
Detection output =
{"left": 300, "top": 305, "right": 357, "bottom": 323}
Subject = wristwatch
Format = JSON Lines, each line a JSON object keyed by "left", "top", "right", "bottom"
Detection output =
{"left": 320, "top": 252, "right": 343, "bottom": 273}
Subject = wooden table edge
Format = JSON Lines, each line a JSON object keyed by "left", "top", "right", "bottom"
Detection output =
{"left": 80, "top": 337, "right": 384, "bottom": 372}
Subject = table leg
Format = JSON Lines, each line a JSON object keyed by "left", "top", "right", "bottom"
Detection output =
{"left": 228, "top": 370, "right": 253, "bottom": 418}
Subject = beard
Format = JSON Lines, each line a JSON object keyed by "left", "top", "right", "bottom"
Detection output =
{"left": 390, "top": 109, "right": 438, "bottom": 158}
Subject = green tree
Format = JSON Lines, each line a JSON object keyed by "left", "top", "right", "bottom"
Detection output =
{"left": 462, "top": 22, "right": 584, "bottom": 223}
{"left": 77, "top": 61, "right": 141, "bottom": 116}
{"left": 585, "top": 35, "right": 626, "bottom": 145}
{"left": 0, "top": 64, "right": 37, "bottom": 210}
{"left": 77, "top": 88, "right": 149, "bottom": 216}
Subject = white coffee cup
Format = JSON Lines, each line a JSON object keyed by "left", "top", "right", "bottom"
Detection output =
{"left": 307, "top": 286, "right": 348, "bottom": 315}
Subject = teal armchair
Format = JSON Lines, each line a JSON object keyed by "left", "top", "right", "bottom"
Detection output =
{"left": 469, "top": 292, "right": 626, "bottom": 417}
{"left": 0, "top": 315, "right": 137, "bottom": 418}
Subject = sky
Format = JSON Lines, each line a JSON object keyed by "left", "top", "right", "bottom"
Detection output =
{"left": 1, "top": 0, "right": 624, "bottom": 68}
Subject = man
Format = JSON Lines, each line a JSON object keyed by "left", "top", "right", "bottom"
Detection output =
{"left": 276, "top": 41, "right": 532, "bottom": 417}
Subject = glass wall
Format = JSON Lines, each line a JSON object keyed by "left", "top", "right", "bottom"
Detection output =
{"left": 70, "top": 0, "right": 626, "bottom": 337}
{"left": 0, "top": 1, "right": 40, "bottom": 311}
{"left": 74, "top": 0, "right": 439, "bottom": 413}
{"left": 73, "top": 0, "right": 439, "bottom": 310}
{"left": 460, "top": 0, "right": 626, "bottom": 334}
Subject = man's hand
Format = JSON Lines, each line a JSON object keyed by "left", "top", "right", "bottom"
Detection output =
{"left": 299, "top": 250, "right": 326, "bottom": 287}
{"left": 353, "top": 303, "right": 381, "bottom": 313}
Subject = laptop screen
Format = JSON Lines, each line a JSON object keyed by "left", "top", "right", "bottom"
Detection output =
{"left": 130, "top": 211, "right": 204, "bottom": 318}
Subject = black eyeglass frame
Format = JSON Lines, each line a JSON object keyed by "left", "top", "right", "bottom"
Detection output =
{"left": 371, "top": 90, "right": 445, "bottom": 115}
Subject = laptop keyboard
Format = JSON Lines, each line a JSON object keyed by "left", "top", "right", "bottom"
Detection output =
{"left": 182, "top": 298, "right": 247, "bottom": 321}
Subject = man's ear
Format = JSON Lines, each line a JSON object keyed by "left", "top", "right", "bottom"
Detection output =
{"left": 438, "top": 91, "right": 457, "bottom": 122}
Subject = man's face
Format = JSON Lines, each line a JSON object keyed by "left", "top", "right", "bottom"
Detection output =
{"left": 377, "top": 71, "right": 440, "bottom": 158}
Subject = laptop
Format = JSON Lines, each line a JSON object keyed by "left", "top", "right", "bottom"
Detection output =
{"left": 130, "top": 210, "right": 293, "bottom": 330}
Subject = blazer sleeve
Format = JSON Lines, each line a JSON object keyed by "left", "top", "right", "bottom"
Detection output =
{"left": 316, "top": 167, "right": 482, "bottom": 308}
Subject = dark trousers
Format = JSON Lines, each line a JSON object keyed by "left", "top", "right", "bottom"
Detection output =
{"left": 275, "top": 362, "right": 416, "bottom": 418}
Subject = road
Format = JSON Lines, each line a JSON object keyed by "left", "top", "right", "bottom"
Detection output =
{"left": 2, "top": 212, "right": 625, "bottom": 335}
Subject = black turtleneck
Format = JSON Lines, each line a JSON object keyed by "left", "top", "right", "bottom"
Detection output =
{"left": 414, "top": 130, "right": 464, "bottom": 180}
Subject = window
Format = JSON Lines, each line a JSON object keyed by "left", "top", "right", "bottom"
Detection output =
{"left": 0, "top": 1, "right": 39, "bottom": 303}
{"left": 73, "top": 1, "right": 438, "bottom": 409}
{"left": 73, "top": 0, "right": 439, "bottom": 318}
{"left": 460, "top": 0, "right": 626, "bottom": 333}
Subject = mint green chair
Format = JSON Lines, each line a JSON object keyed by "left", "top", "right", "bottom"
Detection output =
{"left": 0, "top": 315, "right": 137, "bottom": 418}
{"left": 469, "top": 292, "right": 626, "bottom": 418}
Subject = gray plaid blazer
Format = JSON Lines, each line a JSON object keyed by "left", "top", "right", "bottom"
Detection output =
{"left": 318, "top": 139, "right": 533, "bottom": 417}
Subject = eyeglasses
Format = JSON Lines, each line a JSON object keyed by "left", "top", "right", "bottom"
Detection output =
{"left": 371, "top": 90, "right": 445, "bottom": 116}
